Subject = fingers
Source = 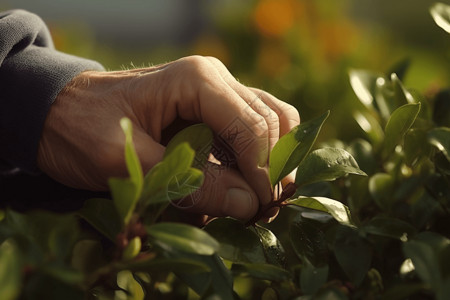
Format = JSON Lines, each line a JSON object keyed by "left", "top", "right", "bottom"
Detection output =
{"left": 204, "top": 57, "right": 300, "bottom": 187}
{"left": 248, "top": 88, "right": 301, "bottom": 185}
{"left": 175, "top": 161, "right": 260, "bottom": 220}
{"left": 248, "top": 87, "right": 300, "bottom": 137}
{"left": 137, "top": 55, "right": 273, "bottom": 206}
{"left": 205, "top": 57, "right": 280, "bottom": 153}
{"left": 131, "top": 125, "right": 166, "bottom": 174}
{"left": 130, "top": 55, "right": 301, "bottom": 217}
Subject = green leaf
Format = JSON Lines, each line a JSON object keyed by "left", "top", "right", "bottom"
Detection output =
{"left": 288, "top": 196, "right": 352, "bottom": 225}
{"left": 164, "top": 168, "right": 204, "bottom": 204}
{"left": 295, "top": 148, "right": 366, "bottom": 186}
{"left": 147, "top": 222, "right": 219, "bottom": 255}
{"left": 349, "top": 69, "right": 380, "bottom": 108}
{"left": 42, "top": 264, "right": 83, "bottom": 285}
{"left": 231, "top": 262, "right": 291, "bottom": 282}
{"left": 0, "top": 241, "right": 21, "bottom": 300}
{"left": 430, "top": 2, "right": 450, "bottom": 33}
{"left": 374, "top": 76, "right": 396, "bottom": 121}
{"left": 368, "top": 173, "right": 395, "bottom": 210}
{"left": 361, "top": 217, "right": 416, "bottom": 240}
{"left": 382, "top": 283, "right": 427, "bottom": 300}
{"left": 414, "top": 232, "right": 450, "bottom": 274}
{"left": 122, "top": 237, "right": 141, "bottom": 260}
{"left": 109, "top": 118, "right": 143, "bottom": 225}
{"left": 261, "top": 288, "right": 278, "bottom": 300}
{"left": 352, "top": 110, "right": 384, "bottom": 145}
{"left": 428, "top": 127, "right": 450, "bottom": 161}
{"left": 300, "top": 263, "right": 329, "bottom": 295}
{"left": 71, "top": 240, "right": 107, "bottom": 274}
{"left": 3, "top": 210, "right": 78, "bottom": 262}
{"left": 164, "top": 123, "right": 213, "bottom": 169}
{"left": 403, "top": 239, "right": 442, "bottom": 290}
{"left": 77, "top": 198, "right": 122, "bottom": 242}
{"left": 108, "top": 178, "right": 138, "bottom": 225}
{"left": 404, "top": 128, "right": 431, "bottom": 166}
{"left": 391, "top": 73, "right": 416, "bottom": 105}
{"left": 172, "top": 253, "right": 233, "bottom": 298}
{"left": 119, "top": 257, "right": 211, "bottom": 274}
{"left": 141, "top": 143, "right": 198, "bottom": 205}
{"left": 252, "top": 225, "right": 286, "bottom": 267}
{"left": 269, "top": 111, "right": 329, "bottom": 186}
{"left": 121, "top": 118, "right": 143, "bottom": 189}
{"left": 204, "top": 218, "right": 266, "bottom": 263}
{"left": 383, "top": 103, "right": 421, "bottom": 159}
{"left": 334, "top": 225, "right": 372, "bottom": 286}
{"left": 116, "top": 270, "right": 145, "bottom": 300}
{"left": 347, "top": 139, "right": 377, "bottom": 175}
{"left": 290, "top": 218, "right": 329, "bottom": 267}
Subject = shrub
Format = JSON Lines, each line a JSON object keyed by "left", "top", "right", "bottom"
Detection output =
{"left": 1, "top": 3, "right": 449, "bottom": 300}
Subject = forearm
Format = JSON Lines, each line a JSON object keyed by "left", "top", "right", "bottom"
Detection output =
{"left": 0, "top": 9, "right": 104, "bottom": 174}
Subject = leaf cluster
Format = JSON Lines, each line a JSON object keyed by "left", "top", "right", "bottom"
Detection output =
{"left": 1, "top": 3, "right": 450, "bottom": 300}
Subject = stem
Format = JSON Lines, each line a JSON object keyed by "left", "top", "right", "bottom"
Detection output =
{"left": 245, "top": 182, "right": 297, "bottom": 227}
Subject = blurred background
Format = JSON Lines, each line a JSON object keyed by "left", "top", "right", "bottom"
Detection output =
{"left": 1, "top": 0, "right": 449, "bottom": 143}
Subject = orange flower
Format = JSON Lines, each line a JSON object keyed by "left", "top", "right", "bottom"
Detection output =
{"left": 253, "top": 0, "right": 298, "bottom": 38}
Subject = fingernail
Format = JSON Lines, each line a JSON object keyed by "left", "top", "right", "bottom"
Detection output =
{"left": 224, "top": 188, "right": 254, "bottom": 219}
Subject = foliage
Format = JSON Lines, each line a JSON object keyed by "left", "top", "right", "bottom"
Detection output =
{"left": 1, "top": 3, "right": 450, "bottom": 300}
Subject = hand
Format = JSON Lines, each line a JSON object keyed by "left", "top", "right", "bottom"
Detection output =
{"left": 37, "top": 56, "right": 300, "bottom": 221}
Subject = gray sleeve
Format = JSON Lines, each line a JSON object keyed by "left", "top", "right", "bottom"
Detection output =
{"left": 0, "top": 9, "right": 104, "bottom": 175}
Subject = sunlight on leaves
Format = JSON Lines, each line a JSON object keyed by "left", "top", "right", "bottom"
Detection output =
{"left": 383, "top": 103, "right": 421, "bottom": 159}
{"left": 295, "top": 147, "right": 366, "bottom": 187}
{"left": 269, "top": 111, "right": 329, "bottom": 186}
{"left": 353, "top": 111, "right": 384, "bottom": 145}
{"left": 428, "top": 127, "right": 450, "bottom": 161}
{"left": 349, "top": 69, "right": 380, "bottom": 108}
{"left": 288, "top": 196, "right": 352, "bottom": 225}
{"left": 116, "top": 270, "right": 145, "bottom": 300}
{"left": 431, "top": 2, "right": 450, "bottom": 33}
{"left": 109, "top": 117, "right": 143, "bottom": 226}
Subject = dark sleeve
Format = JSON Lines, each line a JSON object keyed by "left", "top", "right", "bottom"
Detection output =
{"left": 0, "top": 9, "right": 104, "bottom": 175}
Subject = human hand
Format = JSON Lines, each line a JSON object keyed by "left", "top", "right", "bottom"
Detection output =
{"left": 37, "top": 56, "right": 300, "bottom": 221}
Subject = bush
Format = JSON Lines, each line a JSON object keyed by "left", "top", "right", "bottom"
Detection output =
{"left": 1, "top": 3, "right": 449, "bottom": 300}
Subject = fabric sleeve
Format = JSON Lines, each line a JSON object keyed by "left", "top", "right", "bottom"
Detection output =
{"left": 0, "top": 9, "right": 105, "bottom": 175}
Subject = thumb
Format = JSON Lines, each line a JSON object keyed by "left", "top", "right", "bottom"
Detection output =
{"left": 172, "top": 162, "right": 260, "bottom": 221}
{"left": 132, "top": 126, "right": 166, "bottom": 174}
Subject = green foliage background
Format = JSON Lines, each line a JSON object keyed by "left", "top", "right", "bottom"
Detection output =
{"left": 11, "top": 0, "right": 447, "bottom": 142}
{"left": 1, "top": 1, "right": 450, "bottom": 299}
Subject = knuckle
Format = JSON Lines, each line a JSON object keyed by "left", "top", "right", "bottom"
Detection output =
{"left": 281, "top": 102, "right": 301, "bottom": 125}
{"left": 249, "top": 113, "right": 269, "bottom": 137}
{"left": 205, "top": 56, "right": 223, "bottom": 66}
{"left": 179, "top": 55, "right": 211, "bottom": 75}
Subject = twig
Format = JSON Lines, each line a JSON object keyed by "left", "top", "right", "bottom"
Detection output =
{"left": 245, "top": 182, "right": 297, "bottom": 227}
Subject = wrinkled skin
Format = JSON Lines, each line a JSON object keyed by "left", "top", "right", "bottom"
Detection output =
{"left": 37, "top": 56, "right": 300, "bottom": 222}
